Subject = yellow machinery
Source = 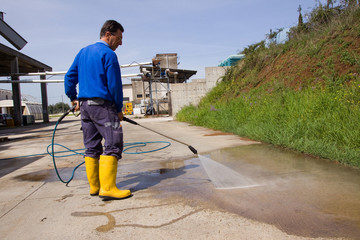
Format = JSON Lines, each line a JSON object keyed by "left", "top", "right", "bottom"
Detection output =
{"left": 123, "top": 102, "right": 133, "bottom": 115}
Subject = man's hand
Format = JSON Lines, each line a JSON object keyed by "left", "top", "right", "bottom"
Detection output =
{"left": 118, "top": 111, "right": 123, "bottom": 121}
{"left": 71, "top": 100, "right": 80, "bottom": 111}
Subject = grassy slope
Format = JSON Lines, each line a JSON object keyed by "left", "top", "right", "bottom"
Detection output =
{"left": 177, "top": 6, "right": 360, "bottom": 168}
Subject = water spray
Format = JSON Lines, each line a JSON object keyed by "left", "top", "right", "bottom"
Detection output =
{"left": 123, "top": 117, "right": 258, "bottom": 189}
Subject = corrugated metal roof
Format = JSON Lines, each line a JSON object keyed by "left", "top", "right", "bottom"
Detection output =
{"left": 0, "top": 99, "right": 39, "bottom": 107}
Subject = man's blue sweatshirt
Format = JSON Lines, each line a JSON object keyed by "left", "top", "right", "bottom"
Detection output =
{"left": 65, "top": 41, "right": 123, "bottom": 112}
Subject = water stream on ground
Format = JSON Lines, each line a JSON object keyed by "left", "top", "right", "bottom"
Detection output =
{"left": 205, "top": 143, "right": 360, "bottom": 238}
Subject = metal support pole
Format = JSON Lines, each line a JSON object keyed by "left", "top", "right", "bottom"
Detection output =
{"left": 40, "top": 74, "right": 49, "bottom": 123}
{"left": 149, "top": 78, "right": 154, "bottom": 115}
{"left": 11, "top": 57, "right": 22, "bottom": 126}
{"left": 168, "top": 91, "right": 172, "bottom": 116}
{"left": 167, "top": 76, "right": 172, "bottom": 116}
{"left": 142, "top": 79, "right": 146, "bottom": 114}
{"left": 155, "top": 81, "right": 159, "bottom": 116}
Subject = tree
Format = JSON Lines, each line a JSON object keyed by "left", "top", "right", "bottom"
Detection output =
{"left": 327, "top": 0, "right": 333, "bottom": 8}
{"left": 48, "top": 102, "right": 70, "bottom": 114}
{"left": 297, "top": 5, "right": 306, "bottom": 32}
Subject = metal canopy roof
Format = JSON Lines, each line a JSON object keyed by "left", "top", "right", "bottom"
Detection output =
{"left": 0, "top": 17, "right": 27, "bottom": 50}
{"left": 143, "top": 66, "right": 197, "bottom": 83}
{"left": 0, "top": 43, "right": 52, "bottom": 75}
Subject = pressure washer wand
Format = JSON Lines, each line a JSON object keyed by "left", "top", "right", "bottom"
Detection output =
{"left": 123, "top": 117, "right": 198, "bottom": 155}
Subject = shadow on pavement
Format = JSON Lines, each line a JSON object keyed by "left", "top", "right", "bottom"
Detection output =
{"left": 118, "top": 164, "right": 199, "bottom": 192}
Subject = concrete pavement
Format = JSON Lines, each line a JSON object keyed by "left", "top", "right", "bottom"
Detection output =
{"left": 0, "top": 116, "right": 355, "bottom": 239}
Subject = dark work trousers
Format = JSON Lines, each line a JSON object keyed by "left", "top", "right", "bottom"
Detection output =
{"left": 80, "top": 99, "right": 123, "bottom": 159}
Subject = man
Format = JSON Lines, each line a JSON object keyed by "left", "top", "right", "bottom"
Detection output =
{"left": 65, "top": 20, "right": 131, "bottom": 200}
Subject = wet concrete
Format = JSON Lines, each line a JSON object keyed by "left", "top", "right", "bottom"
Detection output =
{"left": 78, "top": 142, "right": 360, "bottom": 239}
{"left": 171, "top": 144, "right": 360, "bottom": 239}
{"left": 13, "top": 170, "right": 51, "bottom": 182}
{"left": 102, "top": 143, "right": 360, "bottom": 239}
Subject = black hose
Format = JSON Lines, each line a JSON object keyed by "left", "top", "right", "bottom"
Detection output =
{"left": 123, "top": 117, "right": 198, "bottom": 155}
{"left": 57, "top": 106, "right": 76, "bottom": 123}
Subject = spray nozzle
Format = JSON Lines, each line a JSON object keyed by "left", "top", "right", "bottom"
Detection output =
{"left": 188, "top": 145, "right": 198, "bottom": 154}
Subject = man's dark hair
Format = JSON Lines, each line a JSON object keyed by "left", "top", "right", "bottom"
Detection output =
{"left": 100, "top": 20, "right": 124, "bottom": 38}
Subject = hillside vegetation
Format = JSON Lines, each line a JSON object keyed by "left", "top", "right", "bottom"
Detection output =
{"left": 177, "top": 3, "right": 360, "bottom": 168}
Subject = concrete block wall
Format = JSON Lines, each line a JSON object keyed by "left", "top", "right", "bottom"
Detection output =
{"left": 170, "top": 79, "right": 207, "bottom": 116}
{"left": 171, "top": 66, "right": 229, "bottom": 117}
{"left": 122, "top": 84, "right": 133, "bottom": 102}
{"left": 205, "top": 66, "right": 229, "bottom": 90}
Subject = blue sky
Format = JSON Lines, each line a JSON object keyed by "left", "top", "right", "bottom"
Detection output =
{"left": 0, "top": 0, "right": 324, "bottom": 105}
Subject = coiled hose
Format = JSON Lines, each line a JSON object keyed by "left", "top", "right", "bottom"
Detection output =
{"left": 49, "top": 107, "right": 170, "bottom": 186}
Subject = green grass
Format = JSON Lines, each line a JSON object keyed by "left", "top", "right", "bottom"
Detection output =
{"left": 177, "top": 77, "right": 360, "bottom": 168}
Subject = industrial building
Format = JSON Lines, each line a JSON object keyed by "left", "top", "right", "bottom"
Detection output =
{"left": 0, "top": 12, "right": 231, "bottom": 126}
{"left": 119, "top": 53, "right": 230, "bottom": 117}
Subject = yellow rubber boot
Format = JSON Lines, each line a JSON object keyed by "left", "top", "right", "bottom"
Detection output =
{"left": 84, "top": 157, "right": 100, "bottom": 196}
{"left": 99, "top": 155, "right": 131, "bottom": 200}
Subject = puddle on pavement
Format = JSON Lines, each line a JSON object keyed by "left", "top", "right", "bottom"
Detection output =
{"left": 203, "top": 143, "right": 360, "bottom": 239}
{"left": 67, "top": 144, "right": 360, "bottom": 238}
